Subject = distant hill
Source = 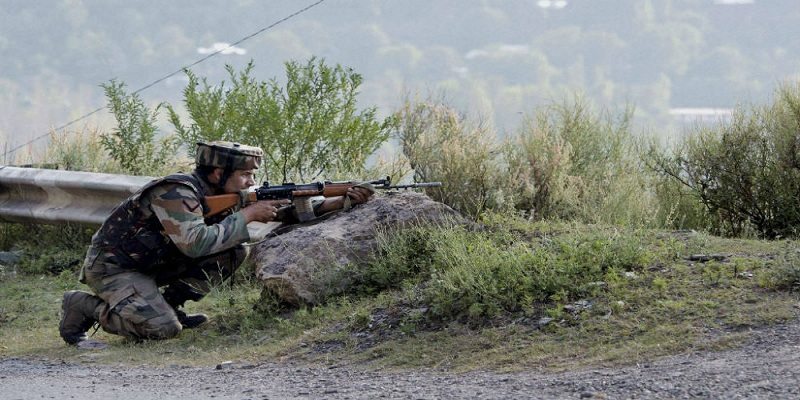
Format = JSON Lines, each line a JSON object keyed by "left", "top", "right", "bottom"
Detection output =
{"left": 2, "top": 0, "right": 799, "bottom": 154}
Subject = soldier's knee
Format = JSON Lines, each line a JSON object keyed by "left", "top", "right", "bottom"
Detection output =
{"left": 155, "top": 320, "right": 183, "bottom": 339}
{"left": 140, "top": 318, "right": 182, "bottom": 340}
{"left": 111, "top": 298, "right": 183, "bottom": 340}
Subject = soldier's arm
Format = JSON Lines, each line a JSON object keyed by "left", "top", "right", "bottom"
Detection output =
{"left": 147, "top": 184, "right": 250, "bottom": 258}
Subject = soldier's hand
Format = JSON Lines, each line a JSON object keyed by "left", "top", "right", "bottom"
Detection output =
{"left": 346, "top": 186, "right": 373, "bottom": 206}
{"left": 242, "top": 199, "right": 291, "bottom": 223}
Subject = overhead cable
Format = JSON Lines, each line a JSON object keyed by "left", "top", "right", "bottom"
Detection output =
{"left": 6, "top": 0, "right": 326, "bottom": 158}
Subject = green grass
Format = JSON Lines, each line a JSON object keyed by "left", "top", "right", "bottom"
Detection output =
{"left": 1, "top": 218, "right": 798, "bottom": 371}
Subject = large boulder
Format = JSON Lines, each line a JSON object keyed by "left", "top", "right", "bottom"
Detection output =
{"left": 251, "top": 191, "right": 465, "bottom": 307}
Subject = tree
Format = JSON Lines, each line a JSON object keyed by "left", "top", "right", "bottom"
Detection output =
{"left": 168, "top": 58, "right": 394, "bottom": 182}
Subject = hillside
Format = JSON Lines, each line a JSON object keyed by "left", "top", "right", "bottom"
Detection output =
{"left": 3, "top": 0, "right": 800, "bottom": 155}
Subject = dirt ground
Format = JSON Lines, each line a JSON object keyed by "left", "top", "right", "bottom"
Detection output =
{"left": 2, "top": 319, "right": 800, "bottom": 399}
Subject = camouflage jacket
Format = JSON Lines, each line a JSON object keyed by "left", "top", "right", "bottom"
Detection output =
{"left": 88, "top": 172, "right": 250, "bottom": 271}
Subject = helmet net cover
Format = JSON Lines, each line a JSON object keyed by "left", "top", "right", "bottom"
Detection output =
{"left": 195, "top": 141, "right": 263, "bottom": 171}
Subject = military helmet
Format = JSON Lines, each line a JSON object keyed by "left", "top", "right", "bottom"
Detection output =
{"left": 195, "top": 141, "right": 263, "bottom": 170}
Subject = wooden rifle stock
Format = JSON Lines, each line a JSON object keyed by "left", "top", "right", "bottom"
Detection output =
{"left": 203, "top": 192, "right": 257, "bottom": 218}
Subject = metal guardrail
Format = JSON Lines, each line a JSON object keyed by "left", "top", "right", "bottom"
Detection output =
{"left": 0, "top": 166, "right": 153, "bottom": 225}
{"left": 0, "top": 166, "right": 276, "bottom": 240}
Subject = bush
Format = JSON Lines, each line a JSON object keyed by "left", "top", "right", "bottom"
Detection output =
{"left": 394, "top": 98, "right": 500, "bottom": 218}
{"left": 168, "top": 58, "right": 394, "bottom": 182}
{"left": 649, "top": 83, "right": 800, "bottom": 238}
{"left": 759, "top": 247, "right": 800, "bottom": 291}
{"left": 394, "top": 95, "right": 657, "bottom": 225}
{"left": 0, "top": 223, "right": 94, "bottom": 275}
{"left": 648, "top": 163, "right": 711, "bottom": 231}
{"left": 351, "top": 217, "right": 654, "bottom": 323}
{"left": 43, "top": 128, "right": 120, "bottom": 173}
{"left": 101, "top": 80, "right": 180, "bottom": 176}
{"left": 500, "top": 97, "right": 650, "bottom": 224}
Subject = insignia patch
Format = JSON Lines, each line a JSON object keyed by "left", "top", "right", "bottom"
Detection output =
{"left": 183, "top": 200, "right": 200, "bottom": 212}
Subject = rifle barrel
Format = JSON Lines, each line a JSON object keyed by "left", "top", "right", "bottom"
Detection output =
{"left": 388, "top": 182, "right": 442, "bottom": 189}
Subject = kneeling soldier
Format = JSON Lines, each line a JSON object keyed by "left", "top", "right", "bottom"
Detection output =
{"left": 59, "top": 141, "right": 373, "bottom": 345}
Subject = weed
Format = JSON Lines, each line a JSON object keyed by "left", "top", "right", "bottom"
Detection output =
{"left": 0, "top": 223, "right": 93, "bottom": 275}
{"left": 1, "top": 219, "right": 798, "bottom": 372}
{"left": 759, "top": 246, "right": 800, "bottom": 291}
{"left": 101, "top": 79, "right": 179, "bottom": 176}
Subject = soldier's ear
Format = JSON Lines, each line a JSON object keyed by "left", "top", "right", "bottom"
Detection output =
{"left": 207, "top": 168, "right": 224, "bottom": 184}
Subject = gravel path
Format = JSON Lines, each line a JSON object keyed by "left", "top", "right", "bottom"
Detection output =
{"left": 2, "top": 321, "right": 799, "bottom": 399}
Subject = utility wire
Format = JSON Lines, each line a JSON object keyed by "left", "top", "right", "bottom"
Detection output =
{"left": 5, "top": 0, "right": 326, "bottom": 158}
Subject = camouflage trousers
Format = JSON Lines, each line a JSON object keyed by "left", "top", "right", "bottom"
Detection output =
{"left": 78, "top": 245, "right": 247, "bottom": 340}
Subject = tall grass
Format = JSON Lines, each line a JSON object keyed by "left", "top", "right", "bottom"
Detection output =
{"left": 501, "top": 98, "right": 655, "bottom": 225}
{"left": 394, "top": 99, "right": 498, "bottom": 218}
{"left": 395, "top": 95, "right": 660, "bottom": 226}
{"left": 45, "top": 129, "right": 121, "bottom": 173}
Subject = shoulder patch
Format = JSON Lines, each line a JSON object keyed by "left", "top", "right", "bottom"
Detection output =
{"left": 182, "top": 199, "right": 201, "bottom": 212}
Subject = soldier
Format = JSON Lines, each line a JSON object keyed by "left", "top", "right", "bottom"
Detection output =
{"left": 59, "top": 141, "right": 374, "bottom": 346}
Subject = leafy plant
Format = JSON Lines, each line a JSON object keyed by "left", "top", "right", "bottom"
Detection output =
{"left": 168, "top": 58, "right": 395, "bottom": 182}
{"left": 648, "top": 83, "right": 800, "bottom": 238}
{"left": 101, "top": 80, "right": 179, "bottom": 176}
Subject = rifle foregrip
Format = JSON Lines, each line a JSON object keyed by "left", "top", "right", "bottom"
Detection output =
{"left": 322, "top": 184, "right": 353, "bottom": 197}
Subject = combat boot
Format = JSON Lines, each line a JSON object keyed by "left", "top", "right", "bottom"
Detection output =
{"left": 59, "top": 290, "right": 103, "bottom": 345}
{"left": 174, "top": 309, "right": 208, "bottom": 329}
{"left": 162, "top": 286, "right": 208, "bottom": 329}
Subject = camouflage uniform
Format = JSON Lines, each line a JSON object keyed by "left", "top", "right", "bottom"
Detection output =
{"left": 60, "top": 142, "right": 262, "bottom": 342}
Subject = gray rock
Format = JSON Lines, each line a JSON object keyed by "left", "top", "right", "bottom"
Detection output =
{"left": 215, "top": 361, "right": 234, "bottom": 370}
{"left": 0, "top": 250, "right": 22, "bottom": 265}
{"left": 564, "top": 300, "right": 592, "bottom": 314}
{"left": 251, "top": 191, "right": 465, "bottom": 306}
{"left": 686, "top": 254, "right": 727, "bottom": 262}
{"left": 536, "top": 317, "right": 554, "bottom": 328}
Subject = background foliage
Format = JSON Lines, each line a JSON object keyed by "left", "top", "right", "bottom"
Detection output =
{"left": 4, "top": 0, "right": 800, "bottom": 151}
{"left": 101, "top": 80, "right": 179, "bottom": 176}
{"left": 167, "top": 59, "right": 394, "bottom": 182}
{"left": 648, "top": 84, "right": 800, "bottom": 239}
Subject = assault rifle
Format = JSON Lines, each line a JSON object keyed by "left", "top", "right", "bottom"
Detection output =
{"left": 204, "top": 177, "right": 442, "bottom": 219}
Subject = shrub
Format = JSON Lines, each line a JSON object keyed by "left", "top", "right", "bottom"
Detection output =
{"left": 351, "top": 217, "right": 653, "bottom": 323}
{"left": 101, "top": 80, "right": 180, "bottom": 176}
{"left": 37, "top": 128, "right": 119, "bottom": 173}
{"left": 395, "top": 95, "right": 655, "bottom": 224}
{"left": 649, "top": 83, "right": 800, "bottom": 238}
{"left": 501, "top": 97, "right": 654, "bottom": 225}
{"left": 0, "top": 223, "right": 94, "bottom": 275}
{"left": 168, "top": 58, "right": 394, "bottom": 182}
{"left": 393, "top": 98, "right": 499, "bottom": 218}
{"left": 648, "top": 161, "right": 711, "bottom": 231}
{"left": 759, "top": 247, "right": 800, "bottom": 292}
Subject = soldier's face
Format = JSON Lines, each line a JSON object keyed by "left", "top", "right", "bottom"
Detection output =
{"left": 223, "top": 169, "right": 257, "bottom": 192}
